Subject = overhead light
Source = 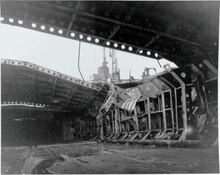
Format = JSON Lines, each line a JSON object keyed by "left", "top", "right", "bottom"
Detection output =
{"left": 121, "top": 45, "right": 125, "bottom": 49}
{"left": 31, "top": 23, "right": 37, "bottom": 28}
{"left": 9, "top": 18, "right": 14, "bottom": 23}
{"left": 18, "top": 20, "right": 23, "bottom": 25}
{"left": 87, "top": 36, "right": 92, "bottom": 41}
{"left": 40, "top": 25, "right": 46, "bottom": 30}
{"left": 154, "top": 53, "right": 159, "bottom": 58}
{"left": 114, "top": 43, "right": 118, "bottom": 48}
{"left": 139, "top": 50, "right": 143, "bottom": 54}
{"left": 58, "top": 29, "right": 63, "bottom": 34}
{"left": 70, "top": 32, "right": 75, "bottom": 37}
{"left": 0, "top": 17, "right": 4, "bottom": 22}
{"left": 95, "top": 38, "right": 99, "bottom": 43}
{"left": 14, "top": 118, "right": 22, "bottom": 121}
{"left": 49, "top": 27, "right": 54, "bottom": 32}
{"left": 147, "top": 51, "right": 151, "bottom": 55}
{"left": 79, "top": 34, "right": 83, "bottom": 39}
{"left": 106, "top": 41, "right": 110, "bottom": 46}
{"left": 128, "top": 46, "right": 133, "bottom": 51}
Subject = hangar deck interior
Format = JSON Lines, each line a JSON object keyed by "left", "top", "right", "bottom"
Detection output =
{"left": 1, "top": 1, "right": 219, "bottom": 174}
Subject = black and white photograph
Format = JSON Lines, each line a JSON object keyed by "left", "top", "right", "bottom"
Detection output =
{"left": 0, "top": 0, "right": 219, "bottom": 174}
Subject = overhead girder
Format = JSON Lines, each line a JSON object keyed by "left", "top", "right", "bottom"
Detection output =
{"left": 1, "top": 59, "right": 107, "bottom": 113}
{"left": 1, "top": 1, "right": 218, "bottom": 67}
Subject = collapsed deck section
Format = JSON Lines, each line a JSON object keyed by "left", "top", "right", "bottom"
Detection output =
{"left": 1, "top": 59, "right": 107, "bottom": 114}
{"left": 96, "top": 63, "right": 218, "bottom": 145}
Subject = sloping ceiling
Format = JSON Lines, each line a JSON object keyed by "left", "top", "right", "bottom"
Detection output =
{"left": 1, "top": 1, "right": 218, "bottom": 67}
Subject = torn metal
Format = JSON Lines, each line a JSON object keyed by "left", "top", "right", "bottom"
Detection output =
{"left": 96, "top": 64, "right": 217, "bottom": 145}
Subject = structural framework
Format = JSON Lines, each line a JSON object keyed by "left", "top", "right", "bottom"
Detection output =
{"left": 1, "top": 1, "right": 218, "bottom": 145}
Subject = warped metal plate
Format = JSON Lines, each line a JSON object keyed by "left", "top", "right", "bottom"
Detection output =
{"left": 1, "top": 59, "right": 106, "bottom": 113}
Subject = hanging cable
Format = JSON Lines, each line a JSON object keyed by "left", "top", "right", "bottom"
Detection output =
{"left": 77, "top": 41, "right": 85, "bottom": 82}
{"left": 157, "top": 59, "right": 162, "bottom": 68}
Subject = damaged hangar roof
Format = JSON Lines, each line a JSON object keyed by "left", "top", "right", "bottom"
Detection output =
{"left": 1, "top": 59, "right": 107, "bottom": 114}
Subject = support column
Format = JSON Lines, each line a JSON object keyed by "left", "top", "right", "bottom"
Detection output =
{"left": 171, "top": 71, "right": 187, "bottom": 141}
{"left": 134, "top": 108, "right": 139, "bottom": 131}
{"left": 100, "top": 123, "right": 104, "bottom": 140}
{"left": 161, "top": 92, "right": 167, "bottom": 131}
{"left": 147, "top": 97, "right": 151, "bottom": 131}
{"left": 115, "top": 107, "right": 119, "bottom": 133}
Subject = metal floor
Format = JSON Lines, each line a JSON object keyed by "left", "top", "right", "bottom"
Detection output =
{"left": 2, "top": 141, "right": 219, "bottom": 174}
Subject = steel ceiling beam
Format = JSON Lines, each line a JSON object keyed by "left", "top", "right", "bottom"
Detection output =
{"left": 144, "top": 35, "right": 161, "bottom": 48}
{"left": 38, "top": 2, "right": 202, "bottom": 46}
{"left": 1, "top": 15, "right": 182, "bottom": 60}
{"left": 1, "top": 59, "right": 101, "bottom": 91}
{"left": 80, "top": 86, "right": 105, "bottom": 110}
{"left": 136, "top": 35, "right": 160, "bottom": 53}
{"left": 1, "top": 59, "right": 105, "bottom": 114}
{"left": 64, "top": 86, "right": 79, "bottom": 108}
{"left": 65, "top": 1, "right": 81, "bottom": 36}
{"left": 1, "top": 105, "right": 71, "bottom": 112}
{"left": 33, "top": 67, "right": 36, "bottom": 105}
{"left": 106, "top": 4, "right": 138, "bottom": 40}
{"left": 51, "top": 77, "right": 58, "bottom": 101}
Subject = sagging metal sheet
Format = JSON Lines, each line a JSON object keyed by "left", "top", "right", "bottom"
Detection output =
{"left": 1, "top": 59, "right": 107, "bottom": 114}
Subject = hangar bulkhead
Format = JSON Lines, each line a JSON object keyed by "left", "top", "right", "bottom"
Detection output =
{"left": 1, "top": 1, "right": 219, "bottom": 174}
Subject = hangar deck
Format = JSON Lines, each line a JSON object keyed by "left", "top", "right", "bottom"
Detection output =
{"left": 1, "top": 1, "right": 219, "bottom": 174}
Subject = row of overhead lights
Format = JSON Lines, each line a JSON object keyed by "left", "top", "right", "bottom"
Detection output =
{"left": 14, "top": 118, "right": 36, "bottom": 121}
{"left": 105, "top": 41, "right": 159, "bottom": 57}
{"left": 1, "top": 16, "right": 160, "bottom": 58}
{"left": 2, "top": 59, "right": 101, "bottom": 91}
{"left": 2, "top": 102, "right": 48, "bottom": 107}
{"left": 2, "top": 102, "right": 67, "bottom": 111}
{"left": 1, "top": 17, "right": 101, "bottom": 43}
{"left": 2, "top": 102, "right": 65, "bottom": 110}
